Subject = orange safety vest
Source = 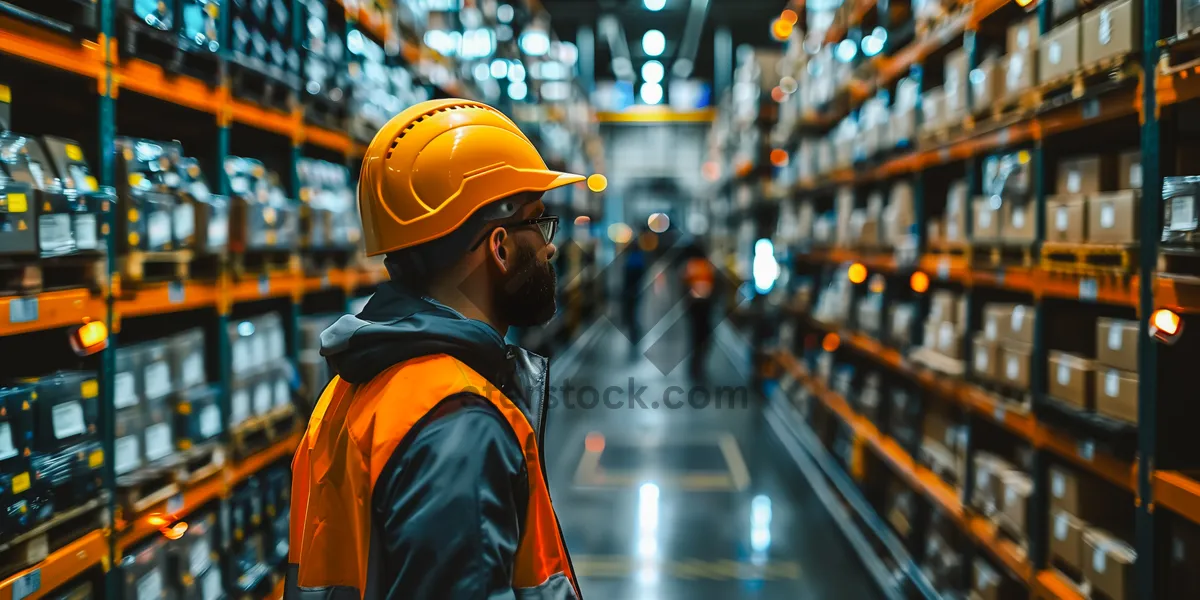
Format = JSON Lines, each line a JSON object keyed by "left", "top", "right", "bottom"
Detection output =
{"left": 288, "top": 354, "right": 579, "bottom": 599}
{"left": 683, "top": 257, "right": 715, "bottom": 299}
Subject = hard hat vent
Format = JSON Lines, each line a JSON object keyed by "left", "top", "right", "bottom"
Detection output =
{"left": 384, "top": 102, "right": 499, "bottom": 159}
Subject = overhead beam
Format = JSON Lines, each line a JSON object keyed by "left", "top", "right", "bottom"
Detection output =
{"left": 672, "top": 0, "right": 711, "bottom": 78}
{"left": 542, "top": 0, "right": 783, "bottom": 22}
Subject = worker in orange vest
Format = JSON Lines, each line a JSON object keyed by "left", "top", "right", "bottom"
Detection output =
{"left": 287, "top": 99, "right": 593, "bottom": 600}
{"left": 682, "top": 241, "right": 717, "bottom": 380}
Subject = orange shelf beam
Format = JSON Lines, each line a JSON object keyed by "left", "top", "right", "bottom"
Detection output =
{"left": 969, "top": 0, "right": 1013, "bottom": 26}
{"left": 116, "top": 282, "right": 220, "bottom": 319}
{"left": 876, "top": 11, "right": 970, "bottom": 85}
{"left": 0, "top": 18, "right": 106, "bottom": 81}
{"left": 230, "top": 100, "right": 300, "bottom": 140}
{"left": 0, "top": 289, "right": 106, "bottom": 336}
{"left": 1153, "top": 470, "right": 1200, "bottom": 525}
{"left": 1034, "top": 569, "right": 1086, "bottom": 600}
{"left": 304, "top": 125, "right": 354, "bottom": 155}
{"left": 778, "top": 351, "right": 1037, "bottom": 586}
{"left": 0, "top": 530, "right": 108, "bottom": 600}
{"left": 231, "top": 432, "right": 301, "bottom": 485}
{"left": 229, "top": 273, "right": 302, "bottom": 305}
{"left": 113, "top": 57, "right": 223, "bottom": 114}
{"left": 796, "top": 324, "right": 1139, "bottom": 493}
{"left": 116, "top": 469, "right": 225, "bottom": 552}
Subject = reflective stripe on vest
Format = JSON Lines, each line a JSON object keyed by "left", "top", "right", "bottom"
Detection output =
{"left": 289, "top": 354, "right": 580, "bottom": 599}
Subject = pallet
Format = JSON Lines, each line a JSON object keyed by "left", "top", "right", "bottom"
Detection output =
{"left": 0, "top": 252, "right": 106, "bottom": 295}
{"left": 119, "top": 250, "right": 193, "bottom": 285}
{"left": 1158, "top": 26, "right": 1200, "bottom": 73}
{"left": 303, "top": 91, "right": 348, "bottom": 131}
{"left": 988, "top": 89, "right": 1043, "bottom": 121}
{"left": 119, "top": 14, "right": 221, "bottom": 86}
{"left": 1035, "top": 394, "right": 1138, "bottom": 459}
{"left": 1040, "top": 242, "right": 1138, "bottom": 274}
{"left": 970, "top": 378, "right": 1034, "bottom": 412}
{"left": 970, "top": 243, "right": 1035, "bottom": 269}
{"left": 187, "top": 250, "right": 231, "bottom": 282}
{"left": 114, "top": 442, "right": 224, "bottom": 518}
{"left": 231, "top": 250, "right": 300, "bottom": 280}
{"left": 230, "top": 406, "right": 297, "bottom": 460}
{"left": 229, "top": 56, "right": 298, "bottom": 114}
{"left": 909, "top": 346, "right": 966, "bottom": 378}
{"left": 1038, "top": 54, "right": 1140, "bottom": 105}
{"left": 0, "top": 496, "right": 108, "bottom": 581}
{"left": 0, "top": 0, "right": 99, "bottom": 36}
{"left": 1157, "top": 246, "right": 1200, "bottom": 278}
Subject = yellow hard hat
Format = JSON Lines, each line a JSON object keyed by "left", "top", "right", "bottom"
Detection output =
{"left": 358, "top": 98, "right": 586, "bottom": 256}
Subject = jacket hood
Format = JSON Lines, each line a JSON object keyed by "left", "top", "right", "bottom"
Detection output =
{"left": 320, "top": 280, "right": 514, "bottom": 386}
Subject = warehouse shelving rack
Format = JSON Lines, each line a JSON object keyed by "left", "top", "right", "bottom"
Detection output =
{"left": 748, "top": 0, "right": 1200, "bottom": 597}
{"left": 0, "top": 2, "right": 403, "bottom": 599}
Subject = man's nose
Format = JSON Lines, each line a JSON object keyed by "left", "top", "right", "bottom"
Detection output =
{"left": 544, "top": 243, "right": 557, "bottom": 262}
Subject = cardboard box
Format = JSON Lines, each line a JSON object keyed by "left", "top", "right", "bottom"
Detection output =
{"left": 1049, "top": 351, "right": 1095, "bottom": 409}
{"left": 973, "top": 197, "right": 1001, "bottom": 241}
{"left": 931, "top": 290, "right": 959, "bottom": 325}
{"left": 972, "top": 453, "right": 1012, "bottom": 516}
{"left": 1040, "top": 19, "right": 1082, "bottom": 83}
{"left": 1118, "top": 150, "right": 1142, "bottom": 190}
{"left": 1002, "top": 50, "right": 1037, "bottom": 99}
{"left": 1057, "top": 156, "right": 1107, "bottom": 195}
{"left": 1053, "top": 0, "right": 1080, "bottom": 21}
{"left": 922, "top": 87, "right": 945, "bottom": 133}
{"left": 1181, "top": 0, "right": 1200, "bottom": 37}
{"left": 1088, "top": 190, "right": 1140, "bottom": 244}
{"left": 1096, "top": 368, "right": 1138, "bottom": 424}
{"left": 1000, "top": 470, "right": 1032, "bottom": 536}
{"left": 1168, "top": 518, "right": 1200, "bottom": 597}
{"left": 1049, "top": 464, "right": 1125, "bottom": 519}
{"left": 936, "top": 321, "right": 962, "bottom": 359}
{"left": 1009, "top": 304, "right": 1035, "bottom": 344}
{"left": 983, "top": 303, "right": 1014, "bottom": 343}
{"left": 970, "top": 57, "right": 1000, "bottom": 115}
{"left": 1097, "top": 317, "right": 1139, "bottom": 371}
{"left": 944, "top": 48, "right": 969, "bottom": 119}
{"left": 946, "top": 180, "right": 968, "bottom": 243}
{"left": 1050, "top": 510, "right": 1087, "bottom": 574}
{"left": 1002, "top": 342, "right": 1033, "bottom": 389}
{"left": 1082, "top": 0, "right": 1140, "bottom": 66}
{"left": 1045, "top": 194, "right": 1088, "bottom": 243}
{"left": 1083, "top": 528, "right": 1136, "bottom": 600}
{"left": 1008, "top": 15, "right": 1041, "bottom": 52}
{"left": 885, "top": 181, "right": 916, "bottom": 245}
{"left": 1002, "top": 200, "right": 1036, "bottom": 243}
{"left": 973, "top": 334, "right": 999, "bottom": 381}
{"left": 972, "top": 559, "right": 1002, "bottom": 600}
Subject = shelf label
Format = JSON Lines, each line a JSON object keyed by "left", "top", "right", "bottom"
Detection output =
{"left": 169, "top": 281, "right": 186, "bottom": 304}
{"left": 1078, "top": 439, "right": 1096, "bottom": 461}
{"left": 1082, "top": 98, "right": 1101, "bottom": 120}
{"left": 25, "top": 534, "right": 47, "bottom": 564}
{"left": 322, "top": 272, "right": 331, "bottom": 288}
{"left": 1079, "top": 277, "right": 1098, "bottom": 301}
{"left": 168, "top": 493, "right": 185, "bottom": 514}
{"left": 12, "top": 569, "right": 40, "bottom": 600}
{"left": 937, "top": 258, "right": 950, "bottom": 280}
{"left": 994, "top": 404, "right": 1006, "bottom": 422}
{"left": 258, "top": 275, "right": 270, "bottom": 296}
{"left": 8, "top": 296, "right": 38, "bottom": 324}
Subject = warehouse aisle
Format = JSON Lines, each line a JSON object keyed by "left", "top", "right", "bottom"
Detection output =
{"left": 543, "top": 283, "right": 883, "bottom": 599}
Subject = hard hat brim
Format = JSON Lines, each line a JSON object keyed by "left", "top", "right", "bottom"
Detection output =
{"left": 523, "top": 170, "right": 587, "bottom": 193}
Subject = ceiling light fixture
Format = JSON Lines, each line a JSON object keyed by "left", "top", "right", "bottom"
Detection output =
{"left": 644, "top": 0, "right": 666, "bottom": 10}
{"left": 497, "top": 4, "right": 514, "bottom": 23}
{"left": 508, "top": 61, "right": 526, "bottom": 82}
{"left": 490, "top": 58, "right": 509, "bottom": 79}
{"left": 641, "top": 60, "right": 664, "bottom": 84}
{"left": 640, "top": 81, "right": 663, "bottom": 104}
{"left": 508, "top": 81, "right": 528, "bottom": 100}
{"left": 642, "top": 30, "right": 665, "bottom": 57}
{"left": 519, "top": 30, "right": 550, "bottom": 56}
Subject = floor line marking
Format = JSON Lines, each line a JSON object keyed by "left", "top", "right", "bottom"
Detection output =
{"left": 717, "top": 432, "right": 752, "bottom": 492}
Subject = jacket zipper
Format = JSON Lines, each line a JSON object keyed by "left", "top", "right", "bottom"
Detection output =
{"left": 533, "top": 357, "right": 581, "bottom": 598}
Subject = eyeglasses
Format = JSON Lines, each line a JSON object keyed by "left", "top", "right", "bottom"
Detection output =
{"left": 469, "top": 216, "right": 560, "bottom": 250}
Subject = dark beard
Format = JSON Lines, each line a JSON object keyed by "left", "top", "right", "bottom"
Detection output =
{"left": 495, "top": 243, "right": 558, "bottom": 327}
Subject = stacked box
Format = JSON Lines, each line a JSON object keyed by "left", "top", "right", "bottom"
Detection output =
{"left": 975, "top": 303, "right": 1035, "bottom": 390}
{"left": 1048, "top": 351, "right": 1096, "bottom": 409}
{"left": 1083, "top": 528, "right": 1137, "bottom": 599}
{"left": 922, "top": 290, "right": 967, "bottom": 361}
{"left": 119, "top": 536, "right": 169, "bottom": 600}
{"left": 0, "top": 385, "right": 40, "bottom": 537}
{"left": 1040, "top": 19, "right": 1082, "bottom": 83}
{"left": 1095, "top": 318, "right": 1139, "bottom": 423}
{"left": 229, "top": 312, "right": 293, "bottom": 429}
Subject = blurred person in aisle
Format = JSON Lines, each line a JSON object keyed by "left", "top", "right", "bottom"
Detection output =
{"left": 287, "top": 99, "right": 588, "bottom": 600}
{"left": 621, "top": 231, "right": 648, "bottom": 353}
{"left": 682, "top": 239, "right": 717, "bottom": 381}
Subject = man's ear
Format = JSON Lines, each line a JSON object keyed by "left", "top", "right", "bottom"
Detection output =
{"left": 489, "top": 228, "right": 509, "bottom": 273}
